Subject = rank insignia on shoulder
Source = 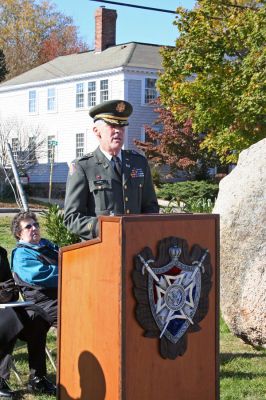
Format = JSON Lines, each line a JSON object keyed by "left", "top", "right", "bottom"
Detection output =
{"left": 131, "top": 168, "right": 144, "bottom": 178}
{"left": 127, "top": 149, "right": 142, "bottom": 156}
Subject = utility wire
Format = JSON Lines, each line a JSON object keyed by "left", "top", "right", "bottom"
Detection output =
{"left": 88, "top": 0, "right": 177, "bottom": 14}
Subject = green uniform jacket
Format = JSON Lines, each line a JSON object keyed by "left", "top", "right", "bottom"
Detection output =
{"left": 64, "top": 147, "right": 159, "bottom": 240}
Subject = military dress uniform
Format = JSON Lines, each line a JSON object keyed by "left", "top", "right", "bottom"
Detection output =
{"left": 64, "top": 146, "right": 159, "bottom": 240}
{"left": 64, "top": 99, "right": 159, "bottom": 240}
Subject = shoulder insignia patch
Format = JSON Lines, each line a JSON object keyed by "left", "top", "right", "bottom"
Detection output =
{"left": 69, "top": 162, "right": 77, "bottom": 176}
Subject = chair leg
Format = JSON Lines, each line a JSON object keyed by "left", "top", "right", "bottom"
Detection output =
{"left": 11, "top": 359, "right": 23, "bottom": 384}
{"left": 45, "top": 347, "right": 56, "bottom": 372}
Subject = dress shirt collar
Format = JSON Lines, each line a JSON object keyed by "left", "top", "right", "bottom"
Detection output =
{"left": 99, "top": 147, "right": 122, "bottom": 162}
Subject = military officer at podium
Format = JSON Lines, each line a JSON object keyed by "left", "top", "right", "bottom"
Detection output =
{"left": 64, "top": 99, "right": 159, "bottom": 240}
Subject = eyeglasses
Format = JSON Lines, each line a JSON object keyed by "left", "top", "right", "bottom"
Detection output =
{"left": 22, "top": 222, "right": 40, "bottom": 230}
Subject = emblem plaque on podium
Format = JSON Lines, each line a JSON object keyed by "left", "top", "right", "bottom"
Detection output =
{"left": 133, "top": 236, "right": 212, "bottom": 359}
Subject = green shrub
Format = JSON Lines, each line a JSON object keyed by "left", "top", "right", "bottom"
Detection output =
{"left": 0, "top": 184, "right": 15, "bottom": 201}
{"left": 180, "top": 197, "right": 215, "bottom": 213}
{"left": 157, "top": 180, "right": 219, "bottom": 203}
{"left": 150, "top": 165, "right": 162, "bottom": 188}
{"left": 157, "top": 180, "right": 218, "bottom": 214}
{"left": 41, "top": 204, "right": 80, "bottom": 247}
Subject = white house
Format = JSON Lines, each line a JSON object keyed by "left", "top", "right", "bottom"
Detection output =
{"left": 0, "top": 7, "right": 164, "bottom": 196}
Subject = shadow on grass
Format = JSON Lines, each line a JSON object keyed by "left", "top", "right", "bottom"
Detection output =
{"left": 12, "top": 388, "right": 27, "bottom": 400}
{"left": 220, "top": 352, "right": 266, "bottom": 365}
{"left": 221, "top": 370, "right": 266, "bottom": 379}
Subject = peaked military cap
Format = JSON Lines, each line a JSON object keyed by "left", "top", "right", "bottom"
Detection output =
{"left": 89, "top": 100, "right": 133, "bottom": 126}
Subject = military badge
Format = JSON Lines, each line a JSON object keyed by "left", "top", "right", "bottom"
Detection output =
{"left": 133, "top": 237, "right": 212, "bottom": 359}
{"left": 116, "top": 101, "right": 126, "bottom": 113}
{"left": 131, "top": 168, "right": 144, "bottom": 178}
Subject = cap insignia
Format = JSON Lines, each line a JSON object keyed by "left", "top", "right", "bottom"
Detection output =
{"left": 116, "top": 102, "right": 126, "bottom": 113}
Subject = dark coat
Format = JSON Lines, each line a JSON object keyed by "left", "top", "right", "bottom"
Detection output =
{"left": 64, "top": 147, "right": 159, "bottom": 240}
{"left": 0, "top": 247, "right": 24, "bottom": 346}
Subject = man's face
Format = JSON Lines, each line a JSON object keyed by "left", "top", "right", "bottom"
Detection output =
{"left": 93, "top": 121, "right": 125, "bottom": 155}
{"left": 19, "top": 218, "right": 41, "bottom": 244}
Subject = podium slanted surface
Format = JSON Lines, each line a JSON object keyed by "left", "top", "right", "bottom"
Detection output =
{"left": 58, "top": 214, "right": 219, "bottom": 400}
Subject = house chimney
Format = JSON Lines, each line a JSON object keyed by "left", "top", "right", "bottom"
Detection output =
{"left": 95, "top": 7, "right": 117, "bottom": 52}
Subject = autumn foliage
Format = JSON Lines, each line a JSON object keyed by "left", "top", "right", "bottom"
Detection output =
{"left": 135, "top": 98, "right": 215, "bottom": 179}
{"left": 0, "top": 0, "right": 88, "bottom": 80}
{"left": 38, "top": 26, "right": 87, "bottom": 64}
{"left": 158, "top": 0, "right": 266, "bottom": 163}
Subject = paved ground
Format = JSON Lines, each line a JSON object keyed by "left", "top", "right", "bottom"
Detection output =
{"left": 0, "top": 197, "right": 181, "bottom": 217}
{"left": 0, "top": 197, "right": 64, "bottom": 217}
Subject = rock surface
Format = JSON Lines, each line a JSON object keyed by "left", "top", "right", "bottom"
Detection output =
{"left": 213, "top": 138, "right": 266, "bottom": 347}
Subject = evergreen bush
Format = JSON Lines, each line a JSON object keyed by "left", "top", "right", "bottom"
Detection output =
{"left": 157, "top": 181, "right": 219, "bottom": 213}
{"left": 41, "top": 204, "right": 80, "bottom": 247}
{"left": 157, "top": 181, "right": 218, "bottom": 203}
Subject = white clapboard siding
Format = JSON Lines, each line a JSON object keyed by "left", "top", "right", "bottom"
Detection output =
{"left": 0, "top": 44, "right": 162, "bottom": 183}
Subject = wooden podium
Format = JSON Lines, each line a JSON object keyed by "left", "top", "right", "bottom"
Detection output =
{"left": 58, "top": 214, "right": 219, "bottom": 400}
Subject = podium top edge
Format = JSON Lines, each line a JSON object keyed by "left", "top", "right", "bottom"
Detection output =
{"left": 99, "top": 213, "right": 220, "bottom": 220}
{"left": 60, "top": 213, "right": 219, "bottom": 253}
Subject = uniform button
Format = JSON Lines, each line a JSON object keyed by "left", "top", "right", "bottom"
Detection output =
{"left": 125, "top": 196, "right": 128, "bottom": 202}
{"left": 124, "top": 184, "right": 127, "bottom": 189}
{"left": 126, "top": 209, "right": 130, "bottom": 214}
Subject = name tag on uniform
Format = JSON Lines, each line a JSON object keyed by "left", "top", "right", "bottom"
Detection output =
{"left": 94, "top": 179, "right": 108, "bottom": 185}
{"left": 93, "top": 179, "right": 110, "bottom": 190}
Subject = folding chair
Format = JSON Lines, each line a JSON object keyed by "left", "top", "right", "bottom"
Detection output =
{"left": 11, "top": 273, "right": 57, "bottom": 378}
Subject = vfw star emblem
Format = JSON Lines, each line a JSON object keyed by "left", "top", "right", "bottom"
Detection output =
{"left": 133, "top": 237, "right": 212, "bottom": 359}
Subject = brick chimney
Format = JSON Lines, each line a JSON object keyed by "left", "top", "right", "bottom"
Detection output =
{"left": 95, "top": 7, "right": 117, "bottom": 52}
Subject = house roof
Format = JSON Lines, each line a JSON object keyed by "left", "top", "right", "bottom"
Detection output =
{"left": 0, "top": 42, "right": 164, "bottom": 88}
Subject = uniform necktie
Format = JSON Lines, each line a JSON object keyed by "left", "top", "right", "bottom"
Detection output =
{"left": 112, "top": 156, "right": 122, "bottom": 177}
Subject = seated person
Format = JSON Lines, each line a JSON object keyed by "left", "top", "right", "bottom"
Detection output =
{"left": 0, "top": 245, "right": 56, "bottom": 398}
{"left": 11, "top": 211, "right": 58, "bottom": 328}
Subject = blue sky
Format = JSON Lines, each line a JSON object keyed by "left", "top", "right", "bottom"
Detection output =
{"left": 51, "top": 0, "right": 196, "bottom": 48}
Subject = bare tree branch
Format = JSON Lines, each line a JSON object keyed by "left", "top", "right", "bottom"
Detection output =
{"left": 0, "top": 116, "right": 46, "bottom": 169}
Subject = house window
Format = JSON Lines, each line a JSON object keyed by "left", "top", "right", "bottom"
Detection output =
{"left": 88, "top": 81, "right": 96, "bottom": 107}
{"left": 29, "top": 90, "right": 37, "bottom": 113}
{"left": 28, "top": 136, "right": 36, "bottom": 163}
{"left": 47, "top": 88, "right": 56, "bottom": 111}
{"left": 76, "top": 83, "right": 84, "bottom": 108}
{"left": 100, "top": 79, "right": 109, "bottom": 103}
{"left": 76, "top": 133, "right": 84, "bottom": 158}
{"left": 12, "top": 138, "right": 19, "bottom": 161}
{"left": 47, "top": 135, "right": 55, "bottom": 163}
{"left": 144, "top": 78, "right": 157, "bottom": 104}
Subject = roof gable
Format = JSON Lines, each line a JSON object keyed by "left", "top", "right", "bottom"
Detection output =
{"left": 0, "top": 42, "right": 164, "bottom": 88}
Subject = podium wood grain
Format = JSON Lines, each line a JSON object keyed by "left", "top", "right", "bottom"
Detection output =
{"left": 58, "top": 214, "right": 219, "bottom": 400}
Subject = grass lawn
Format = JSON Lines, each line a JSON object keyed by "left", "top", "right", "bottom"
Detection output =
{"left": 9, "top": 332, "right": 57, "bottom": 400}
{"left": 220, "top": 319, "right": 266, "bottom": 400}
{"left": 1, "top": 215, "right": 265, "bottom": 399}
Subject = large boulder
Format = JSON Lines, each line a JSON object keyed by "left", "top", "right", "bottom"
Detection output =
{"left": 213, "top": 138, "right": 266, "bottom": 347}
